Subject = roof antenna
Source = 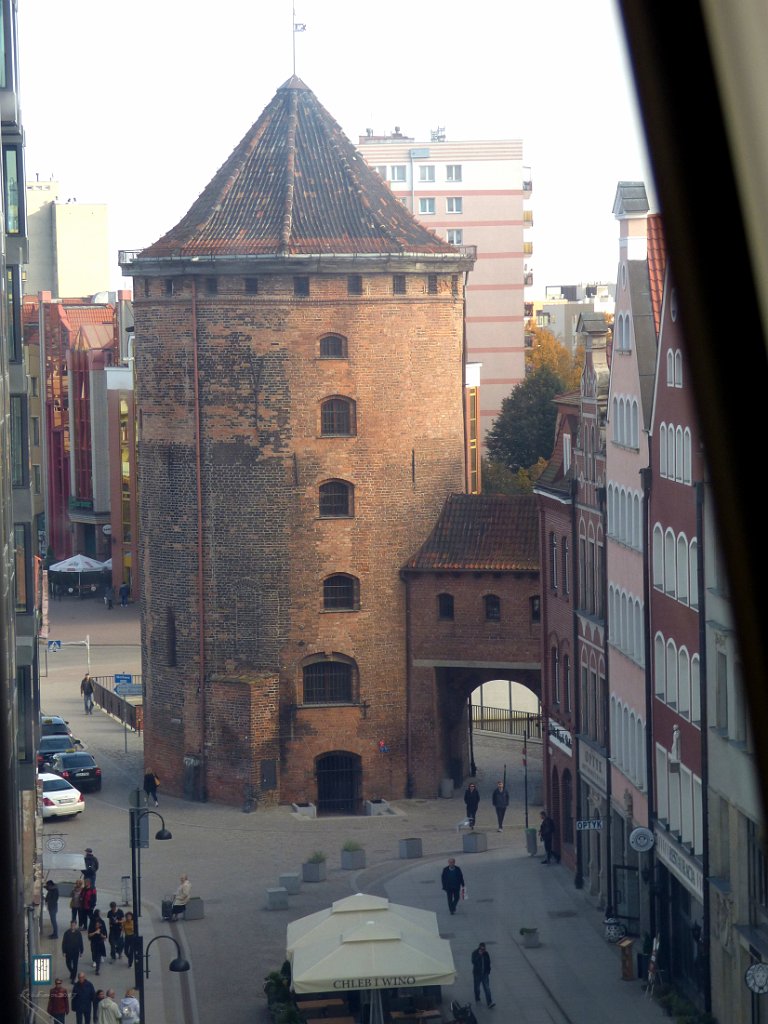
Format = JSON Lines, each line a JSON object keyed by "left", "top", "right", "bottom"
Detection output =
{"left": 293, "top": 3, "right": 306, "bottom": 76}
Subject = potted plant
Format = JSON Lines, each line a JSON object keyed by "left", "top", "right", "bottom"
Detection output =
{"left": 341, "top": 839, "right": 366, "bottom": 870}
{"left": 302, "top": 850, "right": 327, "bottom": 882}
{"left": 519, "top": 926, "right": 540, "bottom": 948}
{"left": 263, "top": 969, "right": 290, "bottom": 1007}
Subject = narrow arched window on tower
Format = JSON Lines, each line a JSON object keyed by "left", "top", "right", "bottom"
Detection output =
{"left": 166, "top": 608, "right": 177, "bottom": 667}
{"left": 320, "top": 397, "right": 355, "bottom": 436}
{"left": 484, "top": 594, "right": 501, "bottom": 622}
{"left": 319, "top": 334, "right": 348, "bottom": 358}
{"left": 323, "top": 574, "right": 359, "bottom": 610}
{"left": 319, "top": 480, "right": 354, "bottom": 518}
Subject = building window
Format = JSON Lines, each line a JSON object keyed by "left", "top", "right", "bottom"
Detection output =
{"left": 438, "top": 593, "right": 454, "bottom": 620}
{"left": 484, "top": 594, "right": 501, "bottom": 622}
{"left": 166, "top": 608, "right": 177, "bottom": 667}
{"left": 393, "top": 274, "right": 406, "bottom": 295}
{"left": 143, "top": 279, "right": 150, "bottom": 297}
{"left": 319, "top": 480, "right": 354, "bottom": 518}
{"left": 446, "top": 197, "right": 463, "bottom": 214}
{"left": 206, "top": 277, "right": 218, "bottom": 295}
{"left": 14, "top": 523, "right": 30, "bottom": 612}
{"left": 446, "top": 229, "right": 463, "bottom": 245}
{"left": 6, "top": 266, "right": 21, "bottom": 362}
{"left": 320, "top": 397, "right": 355, "bottom": 436}
{"left": 552, "top": 647, "right": 561, "bottom": 703}
{"left": 562, "top": 537, "right": 569, "bottom": 595}
{"left": 3, "top": 143, "right": 21, "bottom": 234}
{"left": 419, "top": 197, "right": 436, "bottom": 215}
{"left": 30, "top": 376, "right": 39, "bottom": 398}
{"left": 323, "top": 574, "right": 359, "bottom": 610}
{"left": 451, "top": 275, "right": 459, "bottom": 296}
{"left": 564, "top": 655, "right": 572, "bottom": 711}
{"left": 530, "top": 595, "right": 540, "bottom": 624}
{"left": 165, "top": 279, "right": 175, "bottom": 296}
{"left": 303, "top": 657, "right": 354, "bottom": 703}
{"left": 550, "top": 532, "right": 558, "bottom": 591}
{"left": 320, "top": 334, "right": 348, "bottom": 359}
{"left": 294, "top": 276, "right": 310, "bottom": 297}
{"left": 374, "top": 165, "right": 387, "bottom": 179}
{"left": 446, "top": 164, "right": 462, "bottom": 182}
{"left": 33, "top": 464, "right": 41, "bottom": 494}
{"left": 10, "top": 394, "right": 27, "bottom": 487}
{"left": 244, "top": 277, "right": 259, "bottom": 294}
{"left": 390, "top": 165, "right": 406, "bottom": 182}
{"left": 347, "top": 274, "right": 363, "bottom": 295}
{"left": 419, "top": 165, "right": 435, "bottom": 182}
{"left": 427, "top": 274, "right": 438, "bottom": 295}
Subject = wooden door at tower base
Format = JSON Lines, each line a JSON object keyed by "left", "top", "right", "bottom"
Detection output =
{"left": 316, "top": 751, "right": 362, "bottom": 815}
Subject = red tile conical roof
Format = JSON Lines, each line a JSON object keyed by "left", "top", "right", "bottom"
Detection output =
{"left": 141, "top": 77, "right": 456, "bottom": 260}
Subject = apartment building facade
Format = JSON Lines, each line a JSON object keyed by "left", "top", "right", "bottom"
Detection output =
{"left": 357, "top": 134, "right": 530, "bottom": 440}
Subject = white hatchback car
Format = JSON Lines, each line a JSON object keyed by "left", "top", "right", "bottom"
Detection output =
{"left": 39, "top": 772, "right": 85, "bottom": 819}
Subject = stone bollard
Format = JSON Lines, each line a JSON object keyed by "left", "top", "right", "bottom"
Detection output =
{"left": 279, "top": 872, "right": 301, "bottom": 895}
{"left": 399, "top": 837, "right": 423, "bottom": 859}
{"left": 463, "top": 831, "right": 488, "bottom": 854}
{"left": 266, "top": 887, "right": 289, "bottom": 910}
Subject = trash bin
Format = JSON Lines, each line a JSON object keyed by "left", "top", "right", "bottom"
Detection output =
{"left": 525, "top": 827, "right": 538, "bottom": 856}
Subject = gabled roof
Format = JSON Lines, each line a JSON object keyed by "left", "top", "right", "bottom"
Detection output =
{"left": 141, "top": 77, "right": 457, "bottom": 260}
{"left": 612, "top": 181, "right": 650, "bottom": 217}
{"left": 403, "top": 494, "right": 539, "bottom": 573}
{"left": 536, "top": 392, "right": 579, "bottom": 497}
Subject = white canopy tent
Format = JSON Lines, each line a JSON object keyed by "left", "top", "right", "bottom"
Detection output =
{"left": 49, "top": 554, "right": 106, "bottom": 573}
{"left": 289, "top": 896, "right": 455, "bottom": 1024}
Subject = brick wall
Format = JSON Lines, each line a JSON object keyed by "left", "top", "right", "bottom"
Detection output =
{"left": 134, "top": 268, "right": 466, "bottom": 804}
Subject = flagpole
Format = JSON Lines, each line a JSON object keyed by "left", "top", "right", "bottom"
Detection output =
{"left": 292, "top": 3, "right": 296, "bottom": 75}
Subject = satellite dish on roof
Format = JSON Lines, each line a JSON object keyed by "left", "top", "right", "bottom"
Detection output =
{"left": 629, "top": 827, "right": 654, "bottom": 852}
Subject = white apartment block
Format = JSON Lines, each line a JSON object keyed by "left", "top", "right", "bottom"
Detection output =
{"left": 358, "top": 133, "right": 530, "bottom": 441}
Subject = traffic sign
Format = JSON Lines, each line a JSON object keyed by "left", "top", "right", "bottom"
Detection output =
{"left": 576, "top": 819, "right": 604, "bottom": 831}
{"left": 115, "top": 682, "right": 143, "bottom": 697}
{"left": 47, "top": 640, "right": 62, "bottom": 652}
{"left": 115, "top": 673, "right": 133, "bottom": 686}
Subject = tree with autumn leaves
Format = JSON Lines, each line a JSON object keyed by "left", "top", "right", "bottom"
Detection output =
{"left": 483, "top": 323, "right": 583, "bottom": 492}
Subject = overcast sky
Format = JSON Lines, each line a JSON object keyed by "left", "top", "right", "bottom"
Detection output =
{"left": 17, "top": 0, "right": 653, "bottom": 294}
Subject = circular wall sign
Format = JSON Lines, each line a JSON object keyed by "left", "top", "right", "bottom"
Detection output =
{"left": 46, "top": 835, "right": 66, "bottom": 853}
{"left": 745, "top": 962, "right": 768, "bottom": 994}
{"left": 629, "top": 827, "right": 655, "bottom": 852}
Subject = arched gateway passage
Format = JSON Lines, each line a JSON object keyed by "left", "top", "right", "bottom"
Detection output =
{"left": 315, "top": 751, "right": 362, "bottom": 815}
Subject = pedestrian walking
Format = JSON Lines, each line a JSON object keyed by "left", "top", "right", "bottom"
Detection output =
{"left": 88, "top": 911, "right": 107, "bottom": 975}
{"left": 83, "top": 848, "right": 99, "bottom": 885}
{"left": 104, "top": 585, "right": 114, "bottom": 610}
{"left": 171, "top": 873, "right": 192, "bottom": 921}
{"left": 107, "top": 902, "right": 124, "bottom": 961}
{"left": 70, "top": 879, "right": 84, "bottom": 923}
{"left": 539, "top": 809, "right": 559, "bottom": 863}
{"left": 97, "top": 989, "right": 122, "bottom": 1024}
{"left": 47, "top": 977, "right": 70, "bottom": 1023}
{"left": 71, "top": 973, "right": 96, "bottom": 1024}
{"left": 440, "top": 857, "right": 465, "bottom": 915}
{"left": 471, "top": 943, "right": 495, "bottom": 1008}
{"left": 464, "top": 782, "right": 480, "bottom": 828}
{"left": 122, "top": 912, "right": 135, "bottom": 968}
{"left": 80, "top": 674, "right": 95, "bottom": 715}
{"left": 118, "top": 582, "right": 130, "bottom": 607}
{"left": 118, "top": 989, "right": 140, "bottom": 1024}
{"left": 143, "top": 769, "right": 160, "bottom": 806}
{"left": 79, "top": 880, "right": 95, "bottom": 930}
{"left": 62, "top": 921, "right": 84, "bottom": 982}
{"left": 45, "top": 879, "right": 60, "bottom": 937}
{"left": 491, "top": 780, "right": 509, "bottom": 832}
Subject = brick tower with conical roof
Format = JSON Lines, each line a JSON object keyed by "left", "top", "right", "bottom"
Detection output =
{"left": 122, "top": 77, "right": 474, "bottom": 806}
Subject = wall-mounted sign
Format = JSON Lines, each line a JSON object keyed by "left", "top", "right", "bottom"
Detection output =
{"left": 576, "top": 819, "right": 603, "bottom": 831}
{"left": 654, "top": 826, "right": 703, "bottom": 901}
{"left": 629, "top": 827, "right": 655, "bottom": 852}
{"left": 578, "top": 743, "right": 607, "bottom": 795}
{"left": 547, "top": 719, "right": 573, "bottom": 756}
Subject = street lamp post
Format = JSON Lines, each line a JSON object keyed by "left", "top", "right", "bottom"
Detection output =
{"left": 129, "top": 790, "right": 173, "bottom": 1023}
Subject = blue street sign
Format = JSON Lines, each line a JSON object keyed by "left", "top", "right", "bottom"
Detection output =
{"left": 114, "top": 673, "right": 132, "bottom": 686}
{"left": 47, "top": 640, "right": 62, "bottom": 652}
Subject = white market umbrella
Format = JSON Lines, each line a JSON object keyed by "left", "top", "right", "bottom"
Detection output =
{"left": 291, "top": 918, "right": 456, "bottom": 992}
{"left": 103, "top": 558, "right": 112, "bottom": 570}
{"left": 287, "top": 893, "right": 440, "bottom": 956}
{"left": 49, "top": 554, "right": 106, "bottom": 595}
{"left": 49, "top": 554, "right": 106, "bottom": 573}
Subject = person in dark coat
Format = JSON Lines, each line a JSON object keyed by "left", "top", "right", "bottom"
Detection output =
{"left": 88, "top": 910, "right": 107, "bottom": 975}
{"left": 81, "top": 879, "right": 97, "bottom": 929}
{"left": 47, "top": 978, "right": 70, "bottom": 1023}
{"left": 440, "top": 857, "right": 465, "bottom": 915}
{"left": 471, "top": 943, "right": 495, "bottom": 1008}
{"left": 464, "top": 782, "right": 480, "bottom": 828}
{"left": 143, "top": 769, "right": 160, "bottom": 806}
{"left": 107, "top": 902, "right": 124, "bottom": 961}
{"left": 539, "top": 810, "right": 559, "bottom": 863}
{"left": 45, "top": 879, "right": 60, "bottom": 937}
{"left": 119, "top": 582, "right": 130, "bottom": 607}
{"left": 82, "top": 849, "right": 99, "bottom": 884}
{"left": 491, "top": 780, "right": 509, "bottom": 831}
{"left": 71, "top": 973, "right": 96, "bottom": 1024}
{"left": 62, "top": 920, "right": 84, "bottom": 982}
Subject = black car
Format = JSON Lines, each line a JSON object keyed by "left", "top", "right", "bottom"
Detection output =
{"left": 40, "top": 715, "right": 80, "bottom": 745}
{"left": 36, "top": 734, "right": 83, "bottom": 769}
{"left": 48, "top": 751, "right": 102, "bottom": 792}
